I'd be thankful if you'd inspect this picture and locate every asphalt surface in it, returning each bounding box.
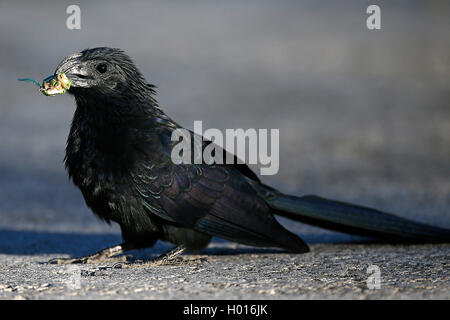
[1,242,449,300]
[0,1,449,299]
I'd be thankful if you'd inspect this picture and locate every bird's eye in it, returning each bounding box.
[96,63,108,73]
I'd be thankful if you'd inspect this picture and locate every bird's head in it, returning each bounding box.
[52,47,155,100]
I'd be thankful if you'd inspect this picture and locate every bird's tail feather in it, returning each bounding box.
[259,187,450,243]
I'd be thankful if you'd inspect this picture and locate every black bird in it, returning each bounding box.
[46,47,449,264]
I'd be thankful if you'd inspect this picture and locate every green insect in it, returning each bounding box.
[18,73,72,96]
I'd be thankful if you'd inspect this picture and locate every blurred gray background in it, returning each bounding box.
[0,0,449,299]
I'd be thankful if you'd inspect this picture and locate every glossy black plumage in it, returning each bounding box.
[54,47,449,259]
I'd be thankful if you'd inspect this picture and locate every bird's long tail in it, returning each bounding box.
[257,185,450,243]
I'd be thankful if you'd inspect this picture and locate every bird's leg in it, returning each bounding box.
[47,242,136,264]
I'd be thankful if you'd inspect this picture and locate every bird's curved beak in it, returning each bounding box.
[54,53,90,88]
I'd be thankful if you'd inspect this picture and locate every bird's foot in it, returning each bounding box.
[46,243,130,265]
[111,245,188,268]
[47,254,128,265]
[152,245,187,265]
[47,256,87,264]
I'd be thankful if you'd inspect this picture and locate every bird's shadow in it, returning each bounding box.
[0,228,123,257]
[0,228,373,260]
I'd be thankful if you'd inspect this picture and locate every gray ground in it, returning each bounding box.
[0,1,449,299]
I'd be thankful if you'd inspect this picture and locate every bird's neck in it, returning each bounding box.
[65,94,178,176]
[74,92,152,126]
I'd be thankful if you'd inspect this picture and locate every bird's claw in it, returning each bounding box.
[47,256,92,264]
[47,253,129,265]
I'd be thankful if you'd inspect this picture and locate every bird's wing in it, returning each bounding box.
[130,129,307,251]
